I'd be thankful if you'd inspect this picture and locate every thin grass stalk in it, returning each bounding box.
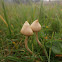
[0,15,8,27]
[48,48,51,62]
[2,0,11,37]
[43,44,49,60]
[32,43,34,53]
[48,32,54,62]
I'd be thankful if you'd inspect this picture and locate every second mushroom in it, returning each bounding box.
[31,19,42,47]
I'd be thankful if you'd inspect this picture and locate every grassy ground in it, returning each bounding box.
[0,1,62,62]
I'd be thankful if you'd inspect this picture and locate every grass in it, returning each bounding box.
[0,0,62,62]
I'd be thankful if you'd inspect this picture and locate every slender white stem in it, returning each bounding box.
[35,32,42,47]
[25,36,33,55]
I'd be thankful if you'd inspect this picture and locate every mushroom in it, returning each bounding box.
[31,19,42,47]
[21,21,33,54]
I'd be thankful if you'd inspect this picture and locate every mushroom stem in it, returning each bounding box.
[25,36,33,55]
[35,32,42,47]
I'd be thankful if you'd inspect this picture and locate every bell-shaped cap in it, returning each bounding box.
[21,21,33,36]
[31,19,41,32]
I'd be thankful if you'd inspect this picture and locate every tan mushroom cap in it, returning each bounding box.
[21,21,33,36]
[31,19,41,32]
